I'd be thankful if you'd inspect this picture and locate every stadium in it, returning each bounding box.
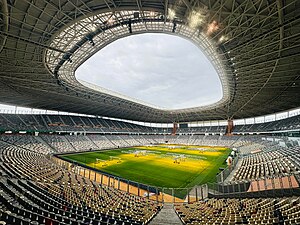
[0,0,300,224]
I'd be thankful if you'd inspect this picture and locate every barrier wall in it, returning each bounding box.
[209,175,300,198]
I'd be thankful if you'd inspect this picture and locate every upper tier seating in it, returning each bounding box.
[1,113,299,134]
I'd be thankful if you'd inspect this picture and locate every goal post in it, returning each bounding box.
[109,156,122,162]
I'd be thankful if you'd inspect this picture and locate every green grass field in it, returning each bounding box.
[60,144,231,189]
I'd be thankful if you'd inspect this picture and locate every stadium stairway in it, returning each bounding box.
[35,136,56,153]
[223,159,244,184]
[149,203,183,225]
[60,136,77,151]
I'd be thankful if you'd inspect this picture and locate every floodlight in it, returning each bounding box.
[218,35,228,43]
[207,20,219,35]
[107,17,114,24]
[150,11,156,17]
[188,10,205,28]
[168,8,176,20]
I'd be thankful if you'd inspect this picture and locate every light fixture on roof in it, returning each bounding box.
[168,8,176,20]
[150,11,156,17]
[206,20,219,35]
[218,35,228,43]
[104,15,114,25]
[188,10,205,28]
[108,17,114,24]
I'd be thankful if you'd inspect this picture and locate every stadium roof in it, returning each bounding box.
[0,0,299,123]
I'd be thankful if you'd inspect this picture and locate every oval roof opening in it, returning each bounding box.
[76,33,222,110]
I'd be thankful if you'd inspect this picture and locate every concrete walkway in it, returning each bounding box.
[149,203,183,225]
[224,159,243,183]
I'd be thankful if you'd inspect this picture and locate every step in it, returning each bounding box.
[149,203,183,225]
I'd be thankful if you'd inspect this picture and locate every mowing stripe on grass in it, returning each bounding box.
[61,144,231,189]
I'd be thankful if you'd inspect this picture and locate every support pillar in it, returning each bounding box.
[172,122,178,135]
[226,119,234,135]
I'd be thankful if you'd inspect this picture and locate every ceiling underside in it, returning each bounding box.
[0,0,299,123]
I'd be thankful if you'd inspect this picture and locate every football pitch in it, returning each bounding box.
[60,145,231,189]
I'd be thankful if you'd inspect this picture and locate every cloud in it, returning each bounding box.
[76,33,222,109]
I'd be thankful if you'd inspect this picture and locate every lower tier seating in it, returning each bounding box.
[0,142,161,225]
[175,197,300,225]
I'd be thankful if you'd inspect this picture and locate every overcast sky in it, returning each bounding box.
[76,33,222,109]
